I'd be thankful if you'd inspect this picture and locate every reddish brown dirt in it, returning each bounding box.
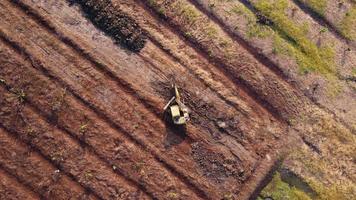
[0,126,97,200]
[0,0,353,199]
[0,168,39,200]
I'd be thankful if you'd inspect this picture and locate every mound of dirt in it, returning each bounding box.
[73,0,147,52]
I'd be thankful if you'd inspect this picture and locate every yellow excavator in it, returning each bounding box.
[163,84,190,125]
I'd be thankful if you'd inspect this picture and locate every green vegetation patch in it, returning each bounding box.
[259,172,312,200]
[253,0,336,78]
[301,0,328,15]
[339,6,356,41]
[229,4,273,38]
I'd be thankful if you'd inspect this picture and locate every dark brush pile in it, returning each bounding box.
[73,0,147,52]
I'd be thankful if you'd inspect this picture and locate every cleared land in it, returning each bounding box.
[0,0,354,199]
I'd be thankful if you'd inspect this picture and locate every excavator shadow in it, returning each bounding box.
[163,112,187,149]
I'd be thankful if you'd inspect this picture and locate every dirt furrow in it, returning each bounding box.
[0,168,39,200]
[0,83,151,199]
[141,0,310,121]
[188,0,289,81]
[21,0,287,169]
[0,25,231,200]
[0,126,97,200]
[240,0,356,130]
[0,24,215,200]
[136,0,356,188]
[0,0,278,198]
[292,0,355,45]
[139,0,355,138]
[15,0,260,155]
[192,0,356,132]
[9,0,294,197]
[15,0,273,162]
[188,0,348,128]
[0,34,202,200]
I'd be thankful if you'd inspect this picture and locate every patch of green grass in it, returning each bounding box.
[247,24,273,38]
[173,1,200,26]
[302,0,328,15]
[309,180,356,200]
[260,172,312,200]
[230,4,255,22]
[254,0,337,79]
[230,4,272,39]
[205,25,218,39]
[147,0,166,16]
[339,6,356,41]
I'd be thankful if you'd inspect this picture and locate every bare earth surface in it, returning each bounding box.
[0,0,354,199]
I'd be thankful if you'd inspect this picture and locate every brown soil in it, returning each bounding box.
[0,126,97,200]
[0,0,354,199]
[0,168,39,200]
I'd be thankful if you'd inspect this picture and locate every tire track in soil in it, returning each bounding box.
[0,167,40,200]
[0,10,219,200]
[5,0,288,198]
[0,35,202,200]
[17,0,265,164]
[12,0,199,143]
[2,1,262,198]
[0,27,217,200]
[188,0,289,82]
[11,0,292,197]
[207,0,356,132]
[111,0,288,145]
[12,0,354,198]
[18,0,280,164]
[0,126,97,200]
[134,0,286,123]
[139,0,355,138]
[0,84,151,200]
[291,0,354,46]
[138,0,308,121]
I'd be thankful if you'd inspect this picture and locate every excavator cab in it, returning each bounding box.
[163,84,190,125]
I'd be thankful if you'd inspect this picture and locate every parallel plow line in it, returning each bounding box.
[291,0,354,45]
[5,1,272,199]
[188,0,289,81]
[137,0,307,121]
[0,4,213,197]
[193,0,355,132]
[0,26,211,199]
[16,0,279,163]
[0,33,209,200]
[15,0,254,150]
[138,0,355,135]
[0,167,40,200]
[0,83,150,200]
[5,1,291,199]
[0,125,97,200]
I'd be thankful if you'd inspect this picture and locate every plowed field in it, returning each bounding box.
[0,0,355,199]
